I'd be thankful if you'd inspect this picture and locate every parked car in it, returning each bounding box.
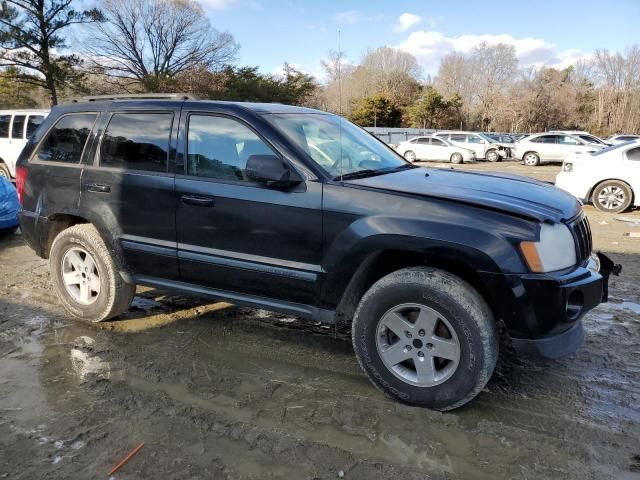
[550,131,610,147]
[0,175,20,235]
[395,136,476,163]
[513,132,604,166]
[556,142,640,213]
[432,131,511,161]
[485,133,515,144]
[606,134,640,145]
[0,109,49,179]
[17,95,619,411]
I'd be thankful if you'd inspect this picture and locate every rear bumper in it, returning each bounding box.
[481,252,620,359]
[18,210,49,257]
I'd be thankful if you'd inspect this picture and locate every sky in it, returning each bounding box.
[199,0,640,81]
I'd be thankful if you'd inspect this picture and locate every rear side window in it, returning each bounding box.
[0,115,10,138]
[187,114,275,182]
[531,135,557,144]
[559,135,580,145]
[11,115,26,139]
[26,115,45,137]
[100,113,173,172]
[35,113,97,164]
[627,147,640,161]
[415,137,429,144]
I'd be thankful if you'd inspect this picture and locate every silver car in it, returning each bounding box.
[513,133,604,166]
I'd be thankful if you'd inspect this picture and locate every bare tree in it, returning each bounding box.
[0,0,101,105]
[86,0,239,91]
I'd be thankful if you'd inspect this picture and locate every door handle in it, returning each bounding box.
[181,195,215,207]
[86,183,111,193]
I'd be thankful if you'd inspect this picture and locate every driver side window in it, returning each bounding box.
[187,115,275,182]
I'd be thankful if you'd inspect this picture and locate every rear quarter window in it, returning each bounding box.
[0,115,10,138]
[100,112,173,172]
[34,113,98,164]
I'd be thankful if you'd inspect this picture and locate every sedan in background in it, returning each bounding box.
[606,134,640,145]
[556,142,640,213]
[395,135,476,163]
[0,175,19,235]
[514,132,604,166]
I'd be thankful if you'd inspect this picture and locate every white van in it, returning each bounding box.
[0,109,50,179]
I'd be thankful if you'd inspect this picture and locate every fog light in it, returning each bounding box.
[566,290,584,320]
[587,253,600,273]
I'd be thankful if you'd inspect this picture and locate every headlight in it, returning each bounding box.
[520,223,576,272]
[562,162,573,172]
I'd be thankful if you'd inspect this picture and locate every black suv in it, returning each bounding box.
[16,95,619,410]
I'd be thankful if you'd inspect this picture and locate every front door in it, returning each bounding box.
[175,112,323,306]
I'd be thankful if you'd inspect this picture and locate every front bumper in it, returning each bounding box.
[480,252,621,359]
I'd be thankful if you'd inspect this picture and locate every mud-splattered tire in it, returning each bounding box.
[50,224,135,322]
[352,267,498,411]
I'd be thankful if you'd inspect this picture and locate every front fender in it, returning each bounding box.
[320,214,535,307]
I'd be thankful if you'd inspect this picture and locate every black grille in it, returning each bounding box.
[570,215,592,265]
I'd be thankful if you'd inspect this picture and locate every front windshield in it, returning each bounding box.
[265,113,408,178]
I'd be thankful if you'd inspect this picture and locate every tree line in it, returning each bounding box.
[1,1,638,136]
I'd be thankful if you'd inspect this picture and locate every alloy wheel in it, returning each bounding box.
[597,185,626,211]
[61,247,101,305]
[375,303,461,387]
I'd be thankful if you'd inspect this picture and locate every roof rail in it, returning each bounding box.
[68,93,197,103]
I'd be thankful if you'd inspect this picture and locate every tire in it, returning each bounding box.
[523,152,540,166]
[485,149,499,162]
[352,267,498,411]
[49,224,135,322]
[404,150,417,162]
[450,152,463,164]
[592,180,633,213]
[0,163,10,180]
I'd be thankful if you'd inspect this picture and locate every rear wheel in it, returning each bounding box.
[50,224,135,322]
[450,152,463,164]
[352,267,498,411]
[523,152,540,166]
[593,180,633,213]
[404,150,417,162]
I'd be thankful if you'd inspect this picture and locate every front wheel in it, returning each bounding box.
[50,224,135,322]
[593,180,633,213]
[403,150,417,162]
[485,149,500,162]
[352,267,498,411]
[523,152,540,166]
[450,152,463,164]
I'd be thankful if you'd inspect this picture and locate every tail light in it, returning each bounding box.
[15,166,27,205]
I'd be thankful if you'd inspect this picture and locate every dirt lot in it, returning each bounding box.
[1,161,639,479]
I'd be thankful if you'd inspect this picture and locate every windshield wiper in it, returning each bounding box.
[333,163,417,181]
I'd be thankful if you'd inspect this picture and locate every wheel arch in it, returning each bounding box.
[333,247,502,329]
[43,213,90,258]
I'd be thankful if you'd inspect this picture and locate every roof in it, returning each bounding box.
[0,109,50,114]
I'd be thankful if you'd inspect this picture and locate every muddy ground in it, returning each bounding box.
[1,161,639,479]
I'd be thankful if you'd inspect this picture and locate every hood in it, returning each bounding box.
[347,167,581,222]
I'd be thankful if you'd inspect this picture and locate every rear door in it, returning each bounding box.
[79,107,179,279]
[174,110,323,305]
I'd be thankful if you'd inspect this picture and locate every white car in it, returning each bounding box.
[556,142,640,213]
[0,109,50,179]
[550,131,610,147]
[513,132,604,166]
[395,136,476,163]
[606,134,640,145]
[432,131,510,162]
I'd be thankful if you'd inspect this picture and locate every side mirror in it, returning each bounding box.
[245,155,303,189]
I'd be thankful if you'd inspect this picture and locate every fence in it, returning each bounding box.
[364,127,437,145]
